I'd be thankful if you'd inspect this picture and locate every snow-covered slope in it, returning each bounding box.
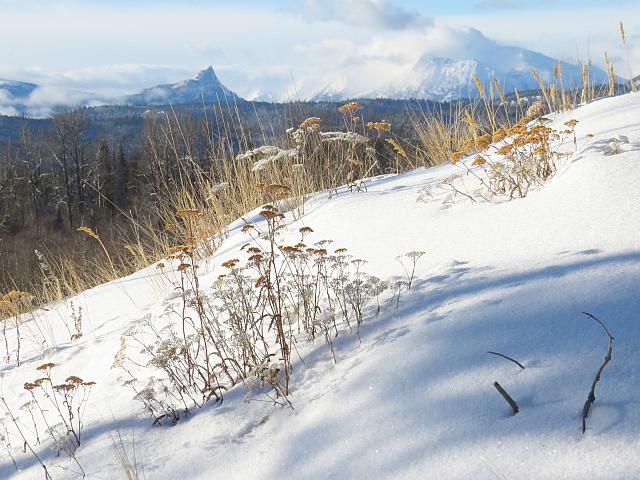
[121,66,241,105]
[2,93,640,479]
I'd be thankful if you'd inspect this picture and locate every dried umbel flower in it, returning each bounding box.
[526,101,545,118]
[496,143,514,156]
[259,206,284,220]
[492,128,507,142]
[248,254,264,263]
[221,259,240,269]
[564,119,579,128]
[475,134,492,151]
[77,226,99,240]
[299,117,321,130]
[405,251,426,260]
[167,245,192,255]
[65,376,83,385]
[176,263,191,272]
[54,384,76,392]
[36,362,55,371]
[366,121,391,135]
[472,155,487,167]
[450,151,465,165]
[338,102,362,114]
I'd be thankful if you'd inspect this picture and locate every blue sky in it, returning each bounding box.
[0,0,638,100]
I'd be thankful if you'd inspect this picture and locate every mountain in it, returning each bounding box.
[0,79,102,117]
[369,57,494,101]
[121,66,241,105]
[0,79,38,100]
[367,45,610,102]
[306,26,612,102]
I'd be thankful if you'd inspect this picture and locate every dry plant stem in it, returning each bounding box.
[581,312,614,434]
[1,396,52,480]
[493,381,519,415]
[487,351,525,370]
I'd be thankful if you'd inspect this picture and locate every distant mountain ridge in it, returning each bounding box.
[0,52,620,118]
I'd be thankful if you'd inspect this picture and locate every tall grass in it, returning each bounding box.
[1,45,631,314]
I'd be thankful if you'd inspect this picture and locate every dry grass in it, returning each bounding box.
[1,46,626,318]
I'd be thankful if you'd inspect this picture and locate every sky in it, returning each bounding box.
[0,0,638,102]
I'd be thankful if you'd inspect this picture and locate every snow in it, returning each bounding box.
[2,92,640,479]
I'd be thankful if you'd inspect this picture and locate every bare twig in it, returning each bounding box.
[487,351,525,370]
[581,312,614,434]
[493,381,519,415]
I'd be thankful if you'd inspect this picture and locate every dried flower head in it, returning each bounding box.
[526,101,545,118]
[338,102,362,114]
[299,117,321,130]
[366,121,391,135]
[472,155,487,167]
[450,151,465,165]
[221,259,240,269]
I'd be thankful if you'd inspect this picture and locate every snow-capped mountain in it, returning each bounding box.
[121,66,241,105]
[307,27,612,102]
[368,46,610,101]
[368,57,494,101]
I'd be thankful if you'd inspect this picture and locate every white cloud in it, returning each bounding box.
[302,0,433,31]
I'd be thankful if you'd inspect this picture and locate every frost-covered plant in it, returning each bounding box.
[396,251,426,291]
[418,105,573,204]
[116,201,382,421]
[12,362,96,477]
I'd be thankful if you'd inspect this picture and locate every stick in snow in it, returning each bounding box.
[493,381,519,415]
[581,312,614,434]
[487,351,525,370]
